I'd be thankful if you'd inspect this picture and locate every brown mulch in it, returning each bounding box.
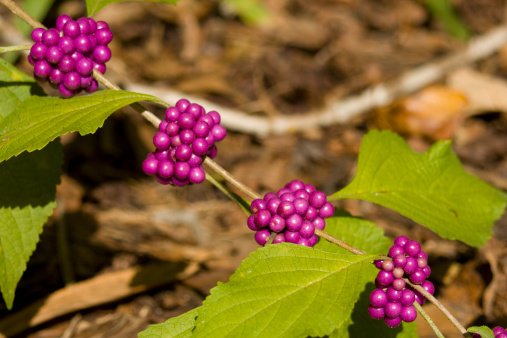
[0,0,507,337]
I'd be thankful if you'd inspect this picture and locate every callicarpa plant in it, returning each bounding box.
[0,0,505,337]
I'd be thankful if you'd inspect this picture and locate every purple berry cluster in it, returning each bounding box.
[248,180,335,247]
[142,99,226,186]
[368,236,434,328]
[28,14,113,98]
[472,327,507,338]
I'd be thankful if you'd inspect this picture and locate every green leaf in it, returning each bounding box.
[86,0,180,17]
[331,130,507,247]
[424,0,471,40]
[193,244,376,337]
[0,90,166,163]
[138,307,199,338]
[0,140,62,309]
[468,326,495,338]
[0,58,44,119]
[314,210,391,255]
[221,0,270,25]
[331,282,418,338]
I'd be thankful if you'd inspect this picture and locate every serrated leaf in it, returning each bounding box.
[0,90,166,163]
[138,307,199,338]
[330,130,507,247]
[86,0,180,17]
[314,210,391,255]
[331,282,418,338]
[0,140,62,309]
[193,244,375,338]
[468,326,495,338]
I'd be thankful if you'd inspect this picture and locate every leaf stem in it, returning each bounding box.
[413,301,445,338]
[314,229,367,254]
[203,157,261,200]
[0,43,32,54]
[0,0,45,29]
[406,279,468,335]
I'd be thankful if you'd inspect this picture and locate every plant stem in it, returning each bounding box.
[314,229,367,254]
[406,279,468,335]
[0,43,32,54]
[205,172,251,215]
[413,301,445,338]
[0,0,45,29]
[203,157,261,200]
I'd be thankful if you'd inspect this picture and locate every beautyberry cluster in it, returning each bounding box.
[248,180,335,247]
[368,236,434,328]
[472,327,507,338]
[142,99,226,186]
[28,14,113,98]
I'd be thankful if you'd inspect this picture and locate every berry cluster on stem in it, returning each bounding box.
[28,14,113,97]
[142,99,227,186]
[369,236,434,328]
[248,180,335,247]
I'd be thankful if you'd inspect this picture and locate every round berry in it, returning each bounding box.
[142,156,158,175]
[178,113,195,130]
[174,161,190,179]
[386,287,403,303]
[96,21,109,30]
[193,121,210,138]
[384,317,402,328]
[401,289,415,306]
[400,305,417,322]
[179,129,195,144]
[269,214,286,232]
[381,260,394,272]
[393,254,407,268]
[309,191,326,208]
[297,238,311,246]
[211,125,227,142]
[404,240,421,257]
[293,198,309,215]
[388,245,404,258]
[368,306,385,320]
[286,214,303,232]
[165,122,180,137]
[299,221,315,238]
[308,234,318,246]
[63,20,80,38]
[404,257,418,274]
[384,302,402,318]
[57,36,75,55]
[208,110,221,124]
[187,154,202,167]
[304,206,318,221]
[58,55,76,73]
[392,278,406,291]
[394,236,410,247]
[157,160,174,179]
[277,201,295,218]
[191,138,209,156]
[56,14,72,31]
[370,289,388,308]
[272,233,286,244]
[165,107,180,122]
[318,202,335,218]
[285,230,300,243]
[199,114,215,128]
[267,198,281,215]
[33,60,52,78]
[312,217,326,230]
[422,265,431,278]
[280,192,295,202]
[255,229,271,246]
[176,98,190,112]
[376,270,394,287]
[96,28,114,45]
[175,144,192,162]
[251,199,267,213]
[409,269,426,284]
[42,29,60,46]
[45,46,63,64]
[153,132,171,150]
[493,327,506,335]
[76,57,93,76]
[84,80,98,93]
[421,280,434,295]
[189,167,205,184]
[185,103,203,119]
[30,43,47,60]
[74,35,92,54]
[49,68,64,84]
[76,18,92,35]
[58,83,76,98]
[92,45,112,63]
[31,28,45,43]
[93,62,107,74]
[254,210,271,228]
[63,71,81,90]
